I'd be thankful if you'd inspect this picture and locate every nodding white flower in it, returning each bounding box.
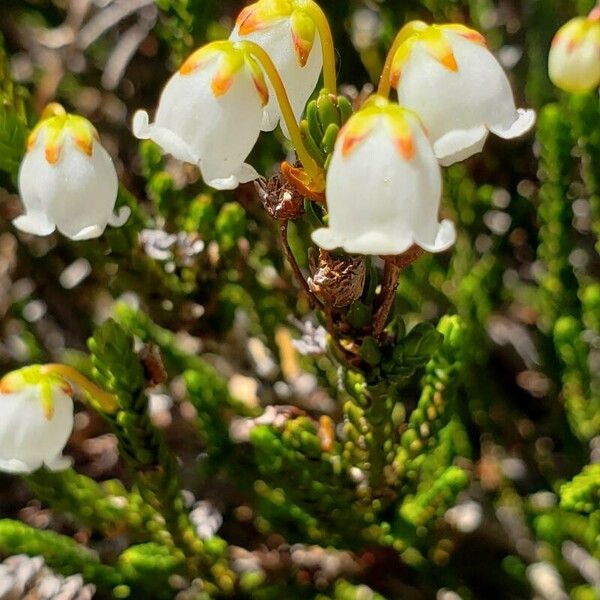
[549,10,600,93]
[0,366,74,474]
[312,96,456,256]
[133,41,269,191]
[390,21,536,166]
[230,0,323,136]
[14,104,128,241]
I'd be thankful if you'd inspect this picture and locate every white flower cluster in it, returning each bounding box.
[15,1,537,257]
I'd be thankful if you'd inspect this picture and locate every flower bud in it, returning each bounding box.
[14,104,127,240]
[549,12,600,93]
[133,41,269,190]
[308,249,366,308]
[312,96,456,256]
[391,21,536,166]
[0,366,74,474]
[230,0,323,137]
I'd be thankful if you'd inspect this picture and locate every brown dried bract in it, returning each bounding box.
[139,343,168,387]
[255,172,305,221]
[309,249,366,309]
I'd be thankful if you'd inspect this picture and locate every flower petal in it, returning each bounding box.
[108,206,132,228]
[46,141,118,240]
[133,110,198,164]
[68,225,105,241]
[489,108,537,140]
[0,458,40,474]
[13,212,56,236]
[413,219,457,253]
[201,162,261,190]
[433,125,488,166]
[45,454,73,472]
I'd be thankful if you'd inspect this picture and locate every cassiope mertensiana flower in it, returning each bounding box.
[312,96,456,256]
[230,0,324,137]
[133,41,270,191]
[549,9,600,93]
[388,21,536,166]
[0,366,74,474]
[14,104,128,241]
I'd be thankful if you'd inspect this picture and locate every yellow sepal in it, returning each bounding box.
[291,9,317,66]
[339,96,418,161]
[0,365,73,421]
[236,0,294,35]
[27,106,98,165]
[389,22,488,89]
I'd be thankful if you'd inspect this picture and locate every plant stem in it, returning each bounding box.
[300,0,337,92]
[40,364,119,413]
[378,21,426,97]
[237,40,323,184]
[372,261,401,339]
[279,220,323,308]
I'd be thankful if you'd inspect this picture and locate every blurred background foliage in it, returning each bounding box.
[0,0,600,599]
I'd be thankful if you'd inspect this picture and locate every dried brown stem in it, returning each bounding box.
[279,221,323,309]
[372,261,401,340]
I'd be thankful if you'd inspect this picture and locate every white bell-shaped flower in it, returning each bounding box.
[312,96,456,256]
[391,22,536,166]
[133,41,269,191]
[230,0,323,137]
[549,11,600,93]
[0,366,74,474]
[14,104,128,241]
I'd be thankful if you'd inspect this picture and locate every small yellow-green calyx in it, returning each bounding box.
[236,0,319,67]
[27,104,99,165]
[0,366,73,420]
[180,41,269,106]
[340,95,420,160]
[390,22,486,88]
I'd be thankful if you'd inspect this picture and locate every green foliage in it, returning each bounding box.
[536,103,580,329]
[87,320,234,591]
[560,464,600,514]
[0,36,28,186]
[26,469,169,545]
[117,544,185,600]
[1,1,600,599]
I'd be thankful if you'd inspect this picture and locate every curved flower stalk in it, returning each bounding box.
[0,365,118,474]
[312,96,456,256]
[549,9,600,93]
[230,0,336,137]
[133,41,269,191]
[14,104,128,240]
[380,21,536,166]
